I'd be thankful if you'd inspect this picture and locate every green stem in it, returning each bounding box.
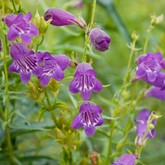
[82,32,89,62]
[143,29,151,54]
[90,0,97,30]
[11,0,17,13]
[2,34,14,161]
[106,121,114,164]
[45,91,59,127]
[35,36,44,52]
[123,40,136,86]
[82,0,97,62]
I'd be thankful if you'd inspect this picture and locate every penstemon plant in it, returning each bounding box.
[0,0,164,165]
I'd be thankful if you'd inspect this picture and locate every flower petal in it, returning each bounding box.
[24,12,32,22]
[69,80,79,94]
[7,25,19,41]
[20,33,32,44]
[53,54,70,70]
[20,73,31,83]
[29,23,39,36]
[71,114,83,129]
[96,117,104,126]
[93,79,102,92]
[84,126,95,136]
[40,75,50,86]
[81,90,91,100]
[52,67,64,81]
[9,62,18,72]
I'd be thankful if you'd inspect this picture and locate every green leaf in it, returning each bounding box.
[98,0,131,43]
[102,114,120,120]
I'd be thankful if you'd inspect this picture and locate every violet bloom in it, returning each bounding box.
[36,52,70,86]
[111,154,137,165]
[3,12,38,44]
[44,8,86,28]
[69,62,102,100]
[136,109,157,145]
[135,52,163,83]
[71,101,103,136]
[9,43,41,83]
[89,28,111,51]
[145,86,165,101]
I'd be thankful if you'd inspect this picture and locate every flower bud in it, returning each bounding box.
[44,8,86,29]
[32,11,49,36]
[151,14,164,26]
[89,28,111,51]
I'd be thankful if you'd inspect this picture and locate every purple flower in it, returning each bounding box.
[36,52,70,86]
[135,52,163,83]
[136,109,157,145]
[89,28,111,51]
[71,101,103,136]
[9,43,41,83]
[69,62,102,100]
[111,154,137,165]
[145,86,165,101]
[72,0,84,8]
[3,12,39,44]
[44,8,86,29]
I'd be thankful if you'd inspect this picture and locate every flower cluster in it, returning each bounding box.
[8,43,70,84]
[69,62,103,136]
[134,52,165,100]
[43,8,107,136]
[3,12,71,85]
[3,8,109,137]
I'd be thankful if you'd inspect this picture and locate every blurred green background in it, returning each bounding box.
[1,0,165,164]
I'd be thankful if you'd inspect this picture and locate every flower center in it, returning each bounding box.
[80,110,100,127]
[42,59,58,76]
[75,74,95,92]
[15,55,37,73]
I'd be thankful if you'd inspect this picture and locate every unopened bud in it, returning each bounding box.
[151,14,164,26]
[32,11,49,36]
[89,28,111,52]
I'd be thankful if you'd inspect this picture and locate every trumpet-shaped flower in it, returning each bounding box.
[3,12,38,44]
[136,109,157,145]
[69,62,102,100]
[71,101,103,136]
[89,28,111,51]
[9,43,41,83]
[36,52,70,86]
[145,86,165,101]
[111,154,137,165]
[44,8,86,28]
[135,52,163,83]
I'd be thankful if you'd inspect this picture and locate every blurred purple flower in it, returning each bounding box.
[3,12,39,44]
[69,62,102,100]
[44,8,86,29]
[89,28,111,51]
[145,86,165,101]
[72,0,84,8]
[136,109,157,145]
[111,154,137,165]
[9,43,41,83]
[135,52,163,83]
[36,52,70,86]
[71,101,103,136]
